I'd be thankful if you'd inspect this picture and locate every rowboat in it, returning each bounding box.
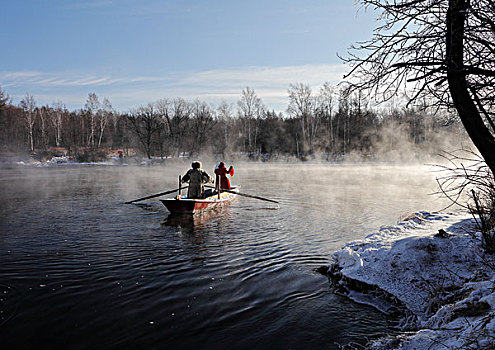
[161,186,239,214]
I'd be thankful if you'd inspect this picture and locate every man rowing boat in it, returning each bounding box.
[181,161,213,198]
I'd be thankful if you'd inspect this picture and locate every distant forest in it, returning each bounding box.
[0,84,467,162]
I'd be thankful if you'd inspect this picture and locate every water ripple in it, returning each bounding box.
[0,164,450,349]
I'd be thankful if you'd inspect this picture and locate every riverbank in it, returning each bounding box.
[1,143,472,168]
[328,211,495,349]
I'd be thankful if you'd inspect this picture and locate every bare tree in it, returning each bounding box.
[288,83,319,154]
[237,87,264,154]
[0,86,10,146]
[343,0,495,175]
[155,98,171,158]
[97,98,112,148]
[190,100,216,155]
[37,106,48,150]
[217,101,233,157]
[20,94,37,152]
[335,90,350,154]
[318,82,336,153]
[168,98,191,156]
[85,92,100,148]
[0,86,9,115]
[50,101,65,147]
[127,103,164,159]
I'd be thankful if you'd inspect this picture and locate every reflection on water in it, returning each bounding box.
[163,210,230,229]
[0,163,451,349]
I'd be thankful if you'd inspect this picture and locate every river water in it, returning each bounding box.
[0,162,450,349]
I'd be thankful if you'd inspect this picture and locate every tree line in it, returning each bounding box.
[0,84,464,161]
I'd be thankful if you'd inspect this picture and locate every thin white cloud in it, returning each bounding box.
[1,64,349,111]
[4,71,43,79]
[182,64,347,88]
[0,71,166,88]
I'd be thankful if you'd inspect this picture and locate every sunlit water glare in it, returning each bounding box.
[0,163,451,349]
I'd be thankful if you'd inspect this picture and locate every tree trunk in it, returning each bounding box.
[29,127,34,152]
[447,0,495,175]
[56,113,62,147]
[89,114,95,148]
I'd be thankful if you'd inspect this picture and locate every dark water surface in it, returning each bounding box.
[0,163,449,349]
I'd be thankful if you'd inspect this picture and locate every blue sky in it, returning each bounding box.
[0,0,377,112]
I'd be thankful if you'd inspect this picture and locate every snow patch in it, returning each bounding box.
[330,211,495,349]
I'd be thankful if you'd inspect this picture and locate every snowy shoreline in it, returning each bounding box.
[328,211,495,349]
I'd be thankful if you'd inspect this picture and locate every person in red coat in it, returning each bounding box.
[214,162,234,189]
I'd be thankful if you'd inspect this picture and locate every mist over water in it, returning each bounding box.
[0,163,452,349]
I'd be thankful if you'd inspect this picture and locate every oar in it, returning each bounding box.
[205,185,279,204]
[125,187,188,204]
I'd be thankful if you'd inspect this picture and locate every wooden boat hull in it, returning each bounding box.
[161,187,238,214]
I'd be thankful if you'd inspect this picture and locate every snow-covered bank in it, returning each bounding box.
[13,156,127,167]
[329,211,495,349]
